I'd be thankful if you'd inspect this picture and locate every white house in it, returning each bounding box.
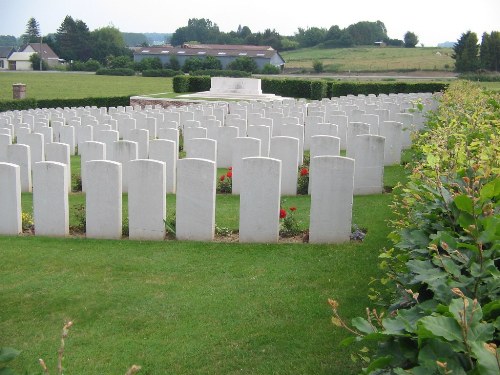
[7,52,34,71]
[20,43,61,68]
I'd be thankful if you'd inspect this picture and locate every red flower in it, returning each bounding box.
[220,175,225,181]
[300,168,309,176]
[226,171,233,178]
[228,167,233,171]
[290,207,297,212]
[279,208,287,219]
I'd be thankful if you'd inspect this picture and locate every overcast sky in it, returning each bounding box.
[1,0,499,46]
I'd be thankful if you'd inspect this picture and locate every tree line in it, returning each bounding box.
[453,30,500,72]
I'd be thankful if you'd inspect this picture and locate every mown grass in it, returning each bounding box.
[2,156,408,374]
[281,46,455,72]
[0,72,173,100]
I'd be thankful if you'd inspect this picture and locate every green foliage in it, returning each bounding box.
[189,69,251,78]
[29,53,48,71]
[312,60,324,73]
[297,166,309,195]
[22,17,40,44]
[329,81,448,97]
[55,16,92,62]
[96,68,135,76]
[295,27,327,48]
[106,55,134,69]
[202,55,223,70]
[480,31,500,71]
[170,18,221,46]
[70,59,102,71]
[71,204,86,233]
[142,69,182,77]
[167,55,181,71]
[260,63,281,74]
[21,212,33,233]
[182,57,204,73]
[226,56,258,73]
[331,81,500,374]
[72,173,82,192]
[453,31,480,72]
[460,72,500,82]
[0,346,21,374]
[136,57,162,71]
[90,26,131,64]
[0,98,37,112]
[310,80,327,100]
[404,31,419,48]
[172,75,190,93]
[279,205,302,237]
[217,168,233,194]
[172,75,211,93]
[346,21,388,45]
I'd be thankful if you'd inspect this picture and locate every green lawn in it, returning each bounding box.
[281,46,455,72]
[0,72,173,100]
[1,156,408,374]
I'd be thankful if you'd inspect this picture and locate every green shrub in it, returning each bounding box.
[217,168,232,194]
[172,75,190,93]
[260,64,281,75]
[310,80,327,100]
[36,96,131,109]
[172,75,211,93]
[182,57,204,73]
[83,59,101,72]
[261,78,324,99]
[202,56,223,70]
[96,68,135,76]
[279,204,302,237]
[312,60,324,73]
[190,69,251,78]
[330,81,500,374]
[142,69,182,77]
[226,56,258,73]
[459,72,500,82]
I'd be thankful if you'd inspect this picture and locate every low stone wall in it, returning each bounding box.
[129,96,205,109]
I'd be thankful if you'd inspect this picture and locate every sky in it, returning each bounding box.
[1,0,499,47]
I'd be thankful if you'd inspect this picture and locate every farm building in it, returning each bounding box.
[19,43,62,68]
[133,44,285,71]
[0,46,15,70]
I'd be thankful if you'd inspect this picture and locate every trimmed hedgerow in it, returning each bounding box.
[96,68,135,76]
[0,96,130,112]
[142,69,183,77]
[0,98,38,112]
[172,75,211,93]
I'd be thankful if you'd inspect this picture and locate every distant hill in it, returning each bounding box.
[438,41,455,48]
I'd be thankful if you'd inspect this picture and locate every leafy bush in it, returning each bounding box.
[21,212,34,233]
[83,59,101,71]
[172,75,210,93]
[226,56,259,73]
[330,81,500,374]
[182,57,204,73]
[279,205,302,237]
[312,60,324,73]
[0,96,130,112]
[202,56,223,70]
[172,75,190,93]
[260,63,280,75]
[297,166,309,195]
[189,69,251,78]
[459,72,500,82]
[0,98,37,112]
[142,69,182,77]
[96,68,135,76]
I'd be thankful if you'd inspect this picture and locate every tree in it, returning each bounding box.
[404,31,419,48]
[54,16,92,62]
[452,31,480,72]
[312,60,324,73]
[90,26,130,64]
[22,17,41,44]
[29,53,48,70]
[480,31,500,71]
[227,56,258,73]
[182,57,204,72]
[295,27,327,48]
[170,18,220,46]
[346,21,388,45]
[202,56,222,70]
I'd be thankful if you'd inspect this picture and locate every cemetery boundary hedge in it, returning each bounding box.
[142,69,183,77]
[172,76,448,99]
[190,70,252,78]
[0,96,131,112]
[96,68,135,76]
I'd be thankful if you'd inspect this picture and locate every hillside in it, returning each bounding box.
[281,46,454,72]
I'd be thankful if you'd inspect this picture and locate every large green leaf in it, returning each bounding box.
[454,195,474,214]
[418,339,467,375]
[449,297,483,326]
[0,368,17,375]
[417,316,464,348]
[363,356,393,373]
[0,348,20,364]
[471,341,500,375]
[351,317,376,334]
[480,178,500,201]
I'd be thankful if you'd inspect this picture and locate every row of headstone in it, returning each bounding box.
[0,155,356,243]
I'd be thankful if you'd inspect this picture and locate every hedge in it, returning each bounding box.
[189,70,251,78]
[173,75,210,93]
[172,76,449,98]
[0,96,131,112]
[96,68,135,76]
[142,69,183,77]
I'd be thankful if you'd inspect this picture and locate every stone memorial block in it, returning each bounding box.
[94,124,111,133]
[33,161,69,237]
[59,125,76,155]
[183,127,207,141]
[379,121,402,166]
[216,126,239,168]
[352,135,385,195]
[22,114,34,127]
[394,113,414,149]
[239,157,281,243]
[346,122,371,158]
[0,163,21,235]
[94,129,118,152]
[109,140,138,193]
[248,112,263,126]
[327,115,348,150]
[176,158,216,241]
[50,120,64,142]
[185,138,217,162]
[161,120,178,130]
[149,139,177,194]
[80,141,106,193]
[268,113,283,136]
[45,142,71,191]
[33,122,48,133]
[126,129,148,159]
[231,137,261,195]
[309,156,354,244]
[128,159,166,240]
[86,160,122,239]
[116,117,136,140]
[81,115,98,127]
[6,144,31,192]
[18,132,44,167]
[269,136,299,196]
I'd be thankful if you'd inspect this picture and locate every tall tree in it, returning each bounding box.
[22,17,41,44]
[170,18,220,46]
[54,16,91,61]
[480,31,500,71]
[452,31,480,72]
[404,31,419,48]
[346,21,388,45]
[90,26,130,64]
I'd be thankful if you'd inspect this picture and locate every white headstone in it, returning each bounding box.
[6,144,31,192]
[185,137,217,162]
[231,137,261,195]
[127,128,149,159]
[176,158,216,241]
[353,135,385,195]
[309,156,354,243]
[109,140,138,193]
[239,157,281,243]
[80,141,106,193]
[269,136,299,196]
[45,142,71,191]
[0,163,21,235]
[247,125,271,157]
[86,160,122,239]
[0,134,12,162]
[33,161,69,237]
[216,126,239,168]
[18,132,44,167]
[346,122,371,158]
[59,126,76,155]
[149,139,177,194]
[128,159,166,240]
[379,121,403,166]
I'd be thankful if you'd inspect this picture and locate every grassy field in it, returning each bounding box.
[0,72,173,101]
[281,46,455,72]
[1,153,409,374]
